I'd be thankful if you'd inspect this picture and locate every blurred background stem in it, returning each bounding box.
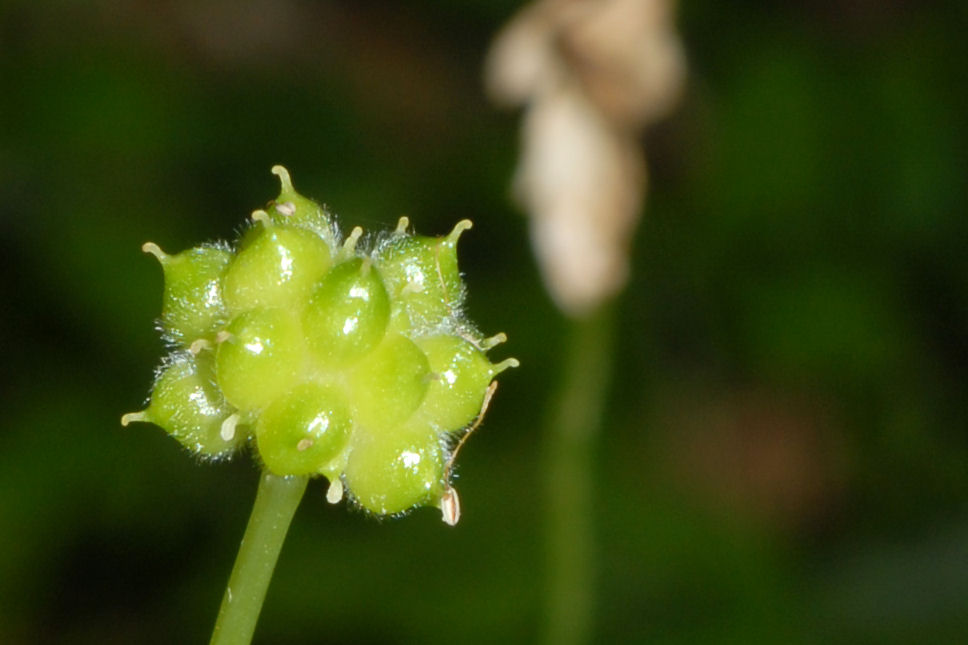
[544,305,616,645]
[210,472,308,645]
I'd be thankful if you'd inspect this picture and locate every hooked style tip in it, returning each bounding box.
[480,332,508,350]
[141,242,167,262]
[342,226,364,257]
[121,411,148,427]
[447,219,473,244]
[492,357,520,374]
[271,165,295,193]
[251,209,271,225]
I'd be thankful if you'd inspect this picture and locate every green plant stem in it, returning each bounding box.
[544,305,615,645]
[210,471,308,645]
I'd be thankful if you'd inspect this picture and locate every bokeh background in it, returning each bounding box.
[2,1,967,643]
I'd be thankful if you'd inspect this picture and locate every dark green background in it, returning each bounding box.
[2,1,966,643]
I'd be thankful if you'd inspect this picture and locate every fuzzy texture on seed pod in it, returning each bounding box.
[123,166,517,525]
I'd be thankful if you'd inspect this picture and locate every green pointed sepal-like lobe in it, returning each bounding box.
[143,242,232,347]
[375,220,472,331]
[412,334,519,432]
[121,352,244,459]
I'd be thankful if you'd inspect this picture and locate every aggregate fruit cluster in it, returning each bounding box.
[123,166,516,524]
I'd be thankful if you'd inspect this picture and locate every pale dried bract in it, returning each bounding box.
[486,0,685,316]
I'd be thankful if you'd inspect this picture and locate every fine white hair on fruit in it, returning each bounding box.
[125,166,517,521]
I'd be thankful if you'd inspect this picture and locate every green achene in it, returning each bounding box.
[256,383,352,477]
[349,333,431,430]
[215,308,305,411]
[222,224,332,314]
[122,353,240,458]
[416,334,518,432]
[376,219,471,330]
[343,421,445,516]
[142,242,232,347]
[124,166,517,524]
[303,258,391,368]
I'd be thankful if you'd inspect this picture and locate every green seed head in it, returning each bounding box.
[256,383,352,477]
[124,167,516,524]
[303,258,390,368]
